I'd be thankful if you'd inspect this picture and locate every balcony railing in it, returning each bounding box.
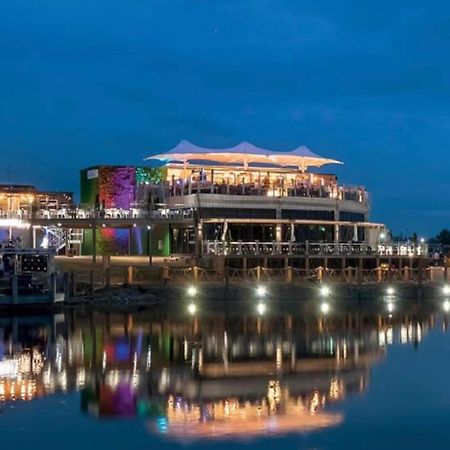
[0,205,195,221]
[203,241,428,257]
[169,181,367,203]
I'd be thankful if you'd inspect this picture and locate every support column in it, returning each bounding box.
[357,258,363,284]
[92,223,97,264]
[194,220,202,262]
[147,225,153,266]
[128,227,132,256]
[334,223,339,244]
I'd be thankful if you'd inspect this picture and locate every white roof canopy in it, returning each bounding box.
[146,140,342,171]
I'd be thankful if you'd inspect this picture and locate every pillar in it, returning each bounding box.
[92,224,97,264]
[128,227,132,256]
[357,258,363,284]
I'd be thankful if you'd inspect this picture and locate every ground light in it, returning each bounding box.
[187,302,197,316]
[320,286,331,297]
[187,286,197,297]
[443,285,450,296]
[257,302,266,315]
[443,300,450,312]
[386,287,395,296]
[320,302,330,314]
[256,286,267,297]
[387,302,394,313]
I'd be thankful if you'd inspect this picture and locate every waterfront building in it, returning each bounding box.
[146,140,387,258]
[0,142,427,268]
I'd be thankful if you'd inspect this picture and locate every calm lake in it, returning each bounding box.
[1,299,450,449]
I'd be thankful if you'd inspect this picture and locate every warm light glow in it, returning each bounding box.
[187,286,197,297]
[320,286,331,297]
[188,302,197,315]
[386,287,395,296]
[257,302,266,315]
[256,286,267,297]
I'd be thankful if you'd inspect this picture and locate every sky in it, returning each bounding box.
[1,0,450,235]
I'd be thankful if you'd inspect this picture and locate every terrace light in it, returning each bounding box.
[187,303,197,316]
[387,302,394,313]
[257,302,266,315]
[444,300,450,312]
[320,302,330,314]
[187,286,197,297]
[320,286,331,297]
[256,286,267,297]
[386,287,395,296]
[443,285,450,296]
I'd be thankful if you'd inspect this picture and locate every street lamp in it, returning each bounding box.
[147,225,152,266]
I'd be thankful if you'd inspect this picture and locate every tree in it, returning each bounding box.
[430,229,450,245]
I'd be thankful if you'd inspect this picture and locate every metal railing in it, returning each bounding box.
[169,182,367,203]
[0,205,195,221]
[203,241,428,257]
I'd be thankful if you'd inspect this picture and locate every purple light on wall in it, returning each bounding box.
[134,227,143,254]
[100,167,136,209]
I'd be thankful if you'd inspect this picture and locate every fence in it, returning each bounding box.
[64,263,449,298]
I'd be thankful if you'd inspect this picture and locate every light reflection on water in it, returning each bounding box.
[0,300,445,446]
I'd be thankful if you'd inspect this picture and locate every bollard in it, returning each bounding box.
[317,266,323,282]
[286,266,292,283]
[161,266,170,286]
[376,267,382,283]
[403,266,410,282]
[127,266,134,285]
[193,266,198,283]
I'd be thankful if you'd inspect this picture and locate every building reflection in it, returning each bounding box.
[0,306,437,439]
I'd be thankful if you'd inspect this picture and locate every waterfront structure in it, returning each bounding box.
[147,140,384,258]
[0,142,427,269]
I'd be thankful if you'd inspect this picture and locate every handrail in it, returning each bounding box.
[203,241,428,257]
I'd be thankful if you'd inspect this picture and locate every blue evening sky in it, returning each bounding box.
[1,0,449,235]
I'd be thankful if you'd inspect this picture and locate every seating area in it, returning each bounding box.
[169,180,366,202]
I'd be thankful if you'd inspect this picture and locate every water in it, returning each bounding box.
[1,300,450,449]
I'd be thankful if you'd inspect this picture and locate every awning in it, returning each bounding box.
[145,140,342,170]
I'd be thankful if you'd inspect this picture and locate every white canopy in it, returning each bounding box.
[146,140,342,170]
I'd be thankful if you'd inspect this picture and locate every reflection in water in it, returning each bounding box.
[0,304,440,440]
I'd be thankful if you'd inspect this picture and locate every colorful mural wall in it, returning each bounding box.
[80,166,169,256]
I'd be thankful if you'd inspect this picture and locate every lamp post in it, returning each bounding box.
[147,225,152,266]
